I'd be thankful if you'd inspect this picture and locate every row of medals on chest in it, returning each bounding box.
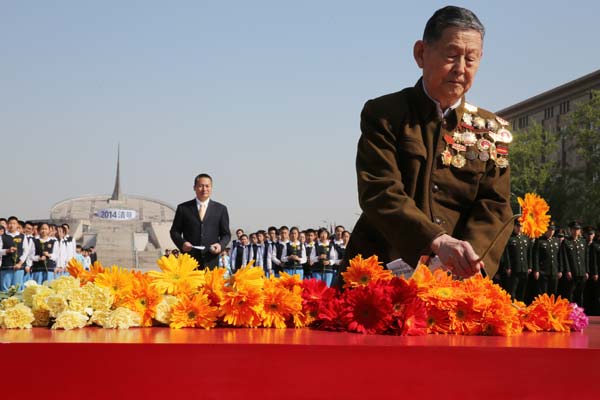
[441,112,512,169]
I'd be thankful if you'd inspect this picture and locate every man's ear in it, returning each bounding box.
[413,40,425,68]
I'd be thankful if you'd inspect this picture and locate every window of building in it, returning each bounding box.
[518,116,529,129]
[544,106,554,119]
[559,100,570,114]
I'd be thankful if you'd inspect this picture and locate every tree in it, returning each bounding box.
[510,120,559,214]
[563,90,600,224]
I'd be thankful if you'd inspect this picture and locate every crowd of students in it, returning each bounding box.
[212,225,350,287]
[0,217,97,292]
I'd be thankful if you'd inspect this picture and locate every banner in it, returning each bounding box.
[94,208,137,221]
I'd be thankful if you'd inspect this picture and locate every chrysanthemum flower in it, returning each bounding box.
[449,297,483,335]
[220,286,264,328]
[48,275,80,293]
[203,267,227,306]
[155,295,179,325]
[261,282,303,329]
[148,254,205,296]
[396,298,427,336]
[523,294,572,332]
[300,278,337,324]
[0,304,35,329]
[94,265,134,306]
[228,261,265,292]
[102,307,141,329]
[52,310,89,330]
[170,292,219,329]
[123,277,161,327]
[569,303,589,332]
[277,272,303,291]
[340,282,393,334]
[425,306,451,334]
[518,193,551,239]
[341,254,392,289]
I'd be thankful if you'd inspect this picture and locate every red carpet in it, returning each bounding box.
[2,317,599,399]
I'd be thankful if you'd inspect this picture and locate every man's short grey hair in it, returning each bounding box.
[423,6,485,43]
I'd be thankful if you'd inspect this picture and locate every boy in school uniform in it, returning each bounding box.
[31,223,59,284]
[230,234,250,273]
[250,230,270,276]
[310,228,339,287]
[303,229,317,279]
[22,221,36,285]
[0,216,31,291]
[270,226,290,277]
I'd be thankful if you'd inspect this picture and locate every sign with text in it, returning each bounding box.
[94,208,137,221]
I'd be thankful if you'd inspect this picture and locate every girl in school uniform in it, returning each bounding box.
[310,228,339,287]
[31,223,59,284]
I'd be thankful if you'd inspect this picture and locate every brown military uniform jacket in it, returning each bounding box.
[342,79,512,278]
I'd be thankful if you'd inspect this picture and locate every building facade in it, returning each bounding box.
[497,69,600,168]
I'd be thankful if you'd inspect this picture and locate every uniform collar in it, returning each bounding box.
[414,78,466,126]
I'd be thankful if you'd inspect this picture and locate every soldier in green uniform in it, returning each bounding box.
[562,221,588,307]
[531,223,561,296]
[584,226,599,314]
[506,220,531,302]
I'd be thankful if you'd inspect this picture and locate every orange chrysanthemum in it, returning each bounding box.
[227,261,265,292]
[169,291,219,329]
[66,258,104,285]
[262,279,303,329]
[341,255,392,289]
[522,294,572,332]
[203,267,227,306]
[518,193,551,239]
[93,265,134,306]
[276,272,303,291]
[148,254,205,296]
[425,306,451,334]
[123,276,161,327]
[220,286,264,327]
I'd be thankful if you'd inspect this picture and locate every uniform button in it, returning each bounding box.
[434,217,442,225]
[432,184,440,193]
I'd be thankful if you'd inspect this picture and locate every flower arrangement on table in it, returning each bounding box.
[0,193,588,334]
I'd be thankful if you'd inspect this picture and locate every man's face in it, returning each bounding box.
[281,229,290,241]
[194,177,212,201]
[241,236,249,246]
[290,230,299,242]
[335,227,344,239]
[414,27,482,109]
[257,233,265,244]
[250,234,257,244]
[571,228,581,238]
[0,221,6,229]
[7,220,18,233]
[268,230,278,242]
[24,224,34,236]
[299,232,306,243]
[308,232,316,243]
[236,230,244,239]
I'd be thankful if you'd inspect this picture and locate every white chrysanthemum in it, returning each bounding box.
[48,275,80,293]
[155,295,179,325]
[30,286,55,311]
[0,296,22,310]
[1,304,34,329]
[52,310,89,330]
[82,283,113,311]
[32,308,51,327]
[103,307,141,329]
[23,279,38,288]
[46,294,68,318]
[90,309,111,327]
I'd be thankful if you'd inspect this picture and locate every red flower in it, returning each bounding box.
[315,297,346,331]
[396,298,428,336]
[340,282,393,334]
[302,279,339,324]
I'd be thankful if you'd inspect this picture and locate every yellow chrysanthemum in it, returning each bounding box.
[29,286,54,311]
[82,282,114,311]
[94,265,134,306]
[220,286,264,328]
[0,304,34,329]
[169,292,219,329]
[32,308,50,327]
[52,310,89,330]
[46,294,68,318]
[148,254,205,296]
[64,287,93,313]
[0,296,21,310]
[228,261,265,292]
[518,193,551,239]
[341,254,392,289]
[48,275,81,293]
[261,282,303,329]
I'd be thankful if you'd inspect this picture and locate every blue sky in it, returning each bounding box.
[2,1,599,233]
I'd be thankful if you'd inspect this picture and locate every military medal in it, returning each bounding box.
[486,119,498,132]
[451,153,466,168]
[495,157,509,168]
[489,143,497,161]
[464,102,478,113]
[472,116,486,130]
[496,128,513,143]
[461,132,477,146]
[462,113,473,125]
[496,115,510,126]
[441,148,453,166]
[479,151,490,161]
[452,143,466,152]
[476,138,492,151]
[444,134,454,144]
[465,150,478,160]
[496,145,509,156]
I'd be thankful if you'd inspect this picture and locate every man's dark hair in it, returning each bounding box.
[62,223,70,229]
[0,218,6,223]
[317,227,330,237]
[240,234,249,240]
[7,216,19,223]
[290,226,300,234]
[194,173,213,186]
[236,228,244,234]
[306,228,315,235]
[256,230,266,236]
[279,225,289,232]
[423,6,485,43]
[268,226,278,234]
[25,221,34,227]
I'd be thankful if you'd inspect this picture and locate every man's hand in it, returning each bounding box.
[534,271,540,280]
[594,274,598,281]
[567,271,572,280]
[558,272,562,279]
[430,234,482,278]
[182,242,193,252]
[210,243,222,254]
[506,268,511,277]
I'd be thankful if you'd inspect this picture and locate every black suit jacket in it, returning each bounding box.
[170,199,231,268]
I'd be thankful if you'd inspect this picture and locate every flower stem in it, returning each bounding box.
[477,214,522,274]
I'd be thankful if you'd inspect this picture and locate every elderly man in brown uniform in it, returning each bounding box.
[340,6,512,282]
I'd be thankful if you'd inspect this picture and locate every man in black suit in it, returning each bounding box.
[170,173,231,269]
